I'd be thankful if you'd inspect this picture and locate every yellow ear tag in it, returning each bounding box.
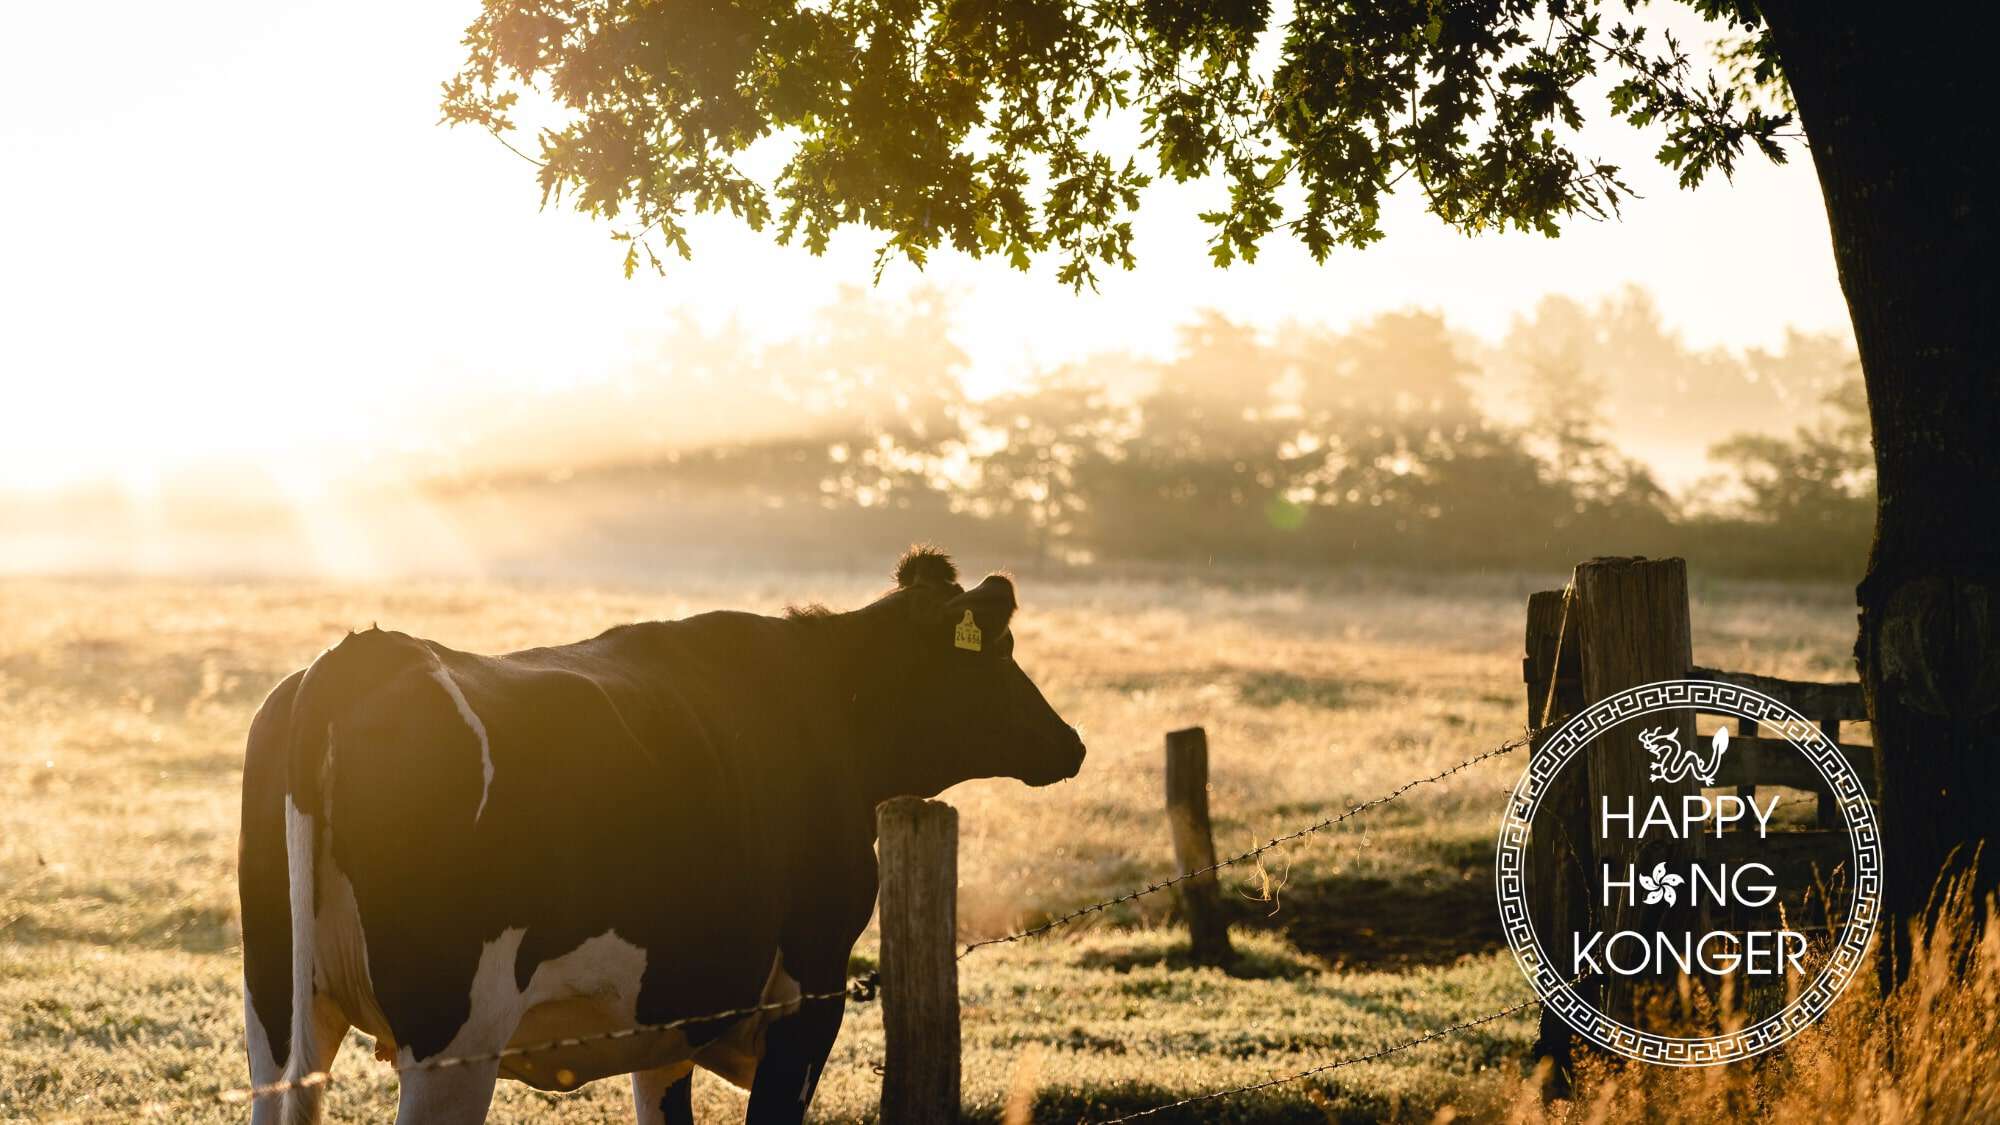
[953,610,983,652]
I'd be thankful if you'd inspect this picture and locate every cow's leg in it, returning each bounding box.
[240,966,344,1125]
[632,1063,696,1125]
[392,1056,502,1125]
[274,994,347,1125]
[242,981,285,1125]
[743,995,844,1125]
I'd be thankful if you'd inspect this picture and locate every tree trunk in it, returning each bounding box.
[1759,2,2000,985]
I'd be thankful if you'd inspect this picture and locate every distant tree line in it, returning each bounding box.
[451,287,1871,578]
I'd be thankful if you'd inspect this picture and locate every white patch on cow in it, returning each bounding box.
[242,980,282,1085]
[521,930,649,1012]
[395,927,665,1092]
[503,929,667,1087]
[428,666,494,823]
[387,928,805,1105]
[396,926,531,1074]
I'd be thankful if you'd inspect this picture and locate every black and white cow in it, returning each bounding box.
[237,548,1085,1124]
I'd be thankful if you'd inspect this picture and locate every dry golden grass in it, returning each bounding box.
[0,567,1881,1121]
[1503,875,2000,1125]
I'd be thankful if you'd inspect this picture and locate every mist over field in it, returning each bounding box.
[2,285,1867,585]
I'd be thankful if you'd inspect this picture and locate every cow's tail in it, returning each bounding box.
[280,652,340,1123]
[276,628,412,1122]
[280,761,326,1123]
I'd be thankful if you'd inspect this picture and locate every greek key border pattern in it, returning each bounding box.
[1494,679,1881,1067]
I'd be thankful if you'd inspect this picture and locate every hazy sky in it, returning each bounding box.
[0,1,1852,492]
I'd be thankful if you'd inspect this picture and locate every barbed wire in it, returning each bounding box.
[217,971,880,1105]
[1087,982,1567,1123]
[957,725,1545,960]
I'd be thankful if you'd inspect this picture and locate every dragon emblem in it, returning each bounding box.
[1639,724,1729,786]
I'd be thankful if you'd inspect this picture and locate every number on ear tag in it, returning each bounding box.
[953,610,982,652]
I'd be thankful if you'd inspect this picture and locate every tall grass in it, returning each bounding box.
[1506,875,2000,1124]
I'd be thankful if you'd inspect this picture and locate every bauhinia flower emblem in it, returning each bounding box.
[1638,861,1684,906]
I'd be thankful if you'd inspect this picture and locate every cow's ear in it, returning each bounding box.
[942,575,1016,648]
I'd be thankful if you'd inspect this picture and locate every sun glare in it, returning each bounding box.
[1,0,1853,582]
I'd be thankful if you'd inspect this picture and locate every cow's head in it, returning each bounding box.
[860,546,1086,796]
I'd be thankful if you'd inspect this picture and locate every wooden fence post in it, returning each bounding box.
[878,797,960,1123]
[1572,556,1698,1025]
[1734,714,1759,806]
[1524,589,1589,1087]
[1165,727,1235,966]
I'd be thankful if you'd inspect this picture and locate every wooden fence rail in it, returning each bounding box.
[1687,664,1870,827]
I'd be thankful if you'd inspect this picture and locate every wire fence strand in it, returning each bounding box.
[958,726,1543,960]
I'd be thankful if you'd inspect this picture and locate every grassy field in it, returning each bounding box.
[0,567,1866,1122]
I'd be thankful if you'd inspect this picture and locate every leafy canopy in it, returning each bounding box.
[442,0,1793,284]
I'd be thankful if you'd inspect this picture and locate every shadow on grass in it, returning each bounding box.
[1105,668,1385,712]
[1237,861,1505,971]
[1234,671,1383,711]
[992,1075,1470,1124]
[1071,941,1320,981]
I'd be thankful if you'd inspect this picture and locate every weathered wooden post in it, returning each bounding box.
[1524,588,1588,1086]
[1572,556,1698,1024]
[878,797,960,1123]
[1733,714,1759,806]
[1164,727,1235,966]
